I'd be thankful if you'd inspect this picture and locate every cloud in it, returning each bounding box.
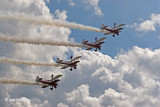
[81,0,103,16]
[8,97,50,107]
[57,103,69,107]
[44,0,50,3]
[68,0,75,7]
[57,46,160,107]
[54,10,68,21]
[131,14,160,32]
[65,85,101,107]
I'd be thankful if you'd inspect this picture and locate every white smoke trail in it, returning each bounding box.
[0,33,91,48]
[0,13,110,34]
[0,57,62,67]
[0,78,43,86]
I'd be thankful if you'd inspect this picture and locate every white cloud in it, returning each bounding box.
[57,103,69,107]
[81,0,103,16]
[8,97,50,107]
[68,0,75,7]
[44,0,50,3]
[59,46,160,107]
[54,10,68,21]
[63,84,129,107]
[132,14,160,32]
[65,85,101,107]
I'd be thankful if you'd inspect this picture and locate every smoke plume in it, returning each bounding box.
[0,57,62,67]
[0,33,91,48]
[0,13,109,34]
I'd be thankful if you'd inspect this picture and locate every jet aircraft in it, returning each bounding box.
[36,74,62,90]
[56,56,82,71]
[100,23,125,37]
[82,37,106,51]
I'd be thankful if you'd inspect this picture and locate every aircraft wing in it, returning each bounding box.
[95,37,106,44]
[117,28,123,31]
[51,75,62,81]
[70,56,82,62]
[61,65,69,69]
[86,47,93,50]
[41,85,49,88]
[72,60,80,65]
[104,32,110,35]
[114,24,125,28]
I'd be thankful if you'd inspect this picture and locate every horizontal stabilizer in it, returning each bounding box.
[56,58,63,63]
[36,76,42,82]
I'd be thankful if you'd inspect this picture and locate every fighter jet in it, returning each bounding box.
[36,74,62,90]
[100,23,125,37]
[82,37,106,52]
[56,56,82,71]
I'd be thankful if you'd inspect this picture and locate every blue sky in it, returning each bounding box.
[47,0,160,57]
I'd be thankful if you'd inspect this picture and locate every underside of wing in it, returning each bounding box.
[41,85,49,88]
[86,47,93,50]
[51,75,62,81]
[95,37,106,44]
[117,28,123,31]
[61,65,68,69]
[104,31,111,35]
[70,56,82,62]
[72,60,80,65]
[97,42,104,46]
[114,24,125,28]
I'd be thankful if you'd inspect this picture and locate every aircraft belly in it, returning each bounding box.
[40,81,51,84]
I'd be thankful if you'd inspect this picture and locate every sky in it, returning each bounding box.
[0,0,160,107]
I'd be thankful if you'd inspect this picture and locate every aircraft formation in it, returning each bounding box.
[0,15,125,90]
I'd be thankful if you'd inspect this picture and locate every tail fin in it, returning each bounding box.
[51,74,54,80]
[36,76,42,82]
[82,39,88,44]
[56,58,62,63]
[100,24,105,29]
[95,37,98,42]
[114,23,117,27]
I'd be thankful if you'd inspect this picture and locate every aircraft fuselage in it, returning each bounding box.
[59,61,79,66]
[38,79,59,85]
[104,27,119,35]
[84,42,104,49]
